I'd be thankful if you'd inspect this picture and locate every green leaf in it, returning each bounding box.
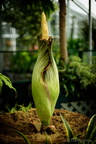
[85,114,96,140]
[14,130,30,144]
[7,107,17,113]
[0,79,3,93]
[60,114,74,141]
[63,84,68,97]
[90,126,96,142]
[0,73,16,92]
[92,140,96,144]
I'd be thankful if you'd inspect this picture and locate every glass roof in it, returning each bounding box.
[70,0,96,19]
[78,0,96,15]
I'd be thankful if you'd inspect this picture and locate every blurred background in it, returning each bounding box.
[0,0,96,117]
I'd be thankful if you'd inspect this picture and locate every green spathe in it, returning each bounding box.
[32,36,59,126]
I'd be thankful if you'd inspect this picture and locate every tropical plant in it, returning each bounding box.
[60,114,96,144]
[32,12,59,126]
[10,51,38,73]
[79,19,96,51]
[67,38,86,55]
[60,114,74,141]
[0,73,16,94]
[59,55,96,99]
[91,56,96,74]
[7,103,32,113]
[14,130,52,144]
[14,130,30,144]
[0,73,17,112]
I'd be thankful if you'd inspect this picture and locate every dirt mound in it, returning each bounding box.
[0,108,89,144]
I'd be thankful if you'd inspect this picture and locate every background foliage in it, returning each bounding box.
[59,55,96,99]
[1,0,57,47]
[78,19,96,51]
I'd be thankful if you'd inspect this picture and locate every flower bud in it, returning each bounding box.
[32,12,59,126]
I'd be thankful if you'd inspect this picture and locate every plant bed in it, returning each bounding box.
[0,108,89,144]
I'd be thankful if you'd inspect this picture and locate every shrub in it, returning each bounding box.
[59,56,96,99]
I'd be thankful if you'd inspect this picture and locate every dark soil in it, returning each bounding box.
[0,108,89,144]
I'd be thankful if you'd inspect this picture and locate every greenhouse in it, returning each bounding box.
[0,0,96,143]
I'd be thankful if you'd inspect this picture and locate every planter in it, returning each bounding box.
[0,108,89,144]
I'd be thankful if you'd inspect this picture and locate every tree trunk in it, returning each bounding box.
[59,0,68,62]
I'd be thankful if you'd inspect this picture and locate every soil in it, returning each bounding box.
[0,108,89,144]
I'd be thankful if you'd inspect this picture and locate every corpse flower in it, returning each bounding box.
[32,12,59,126]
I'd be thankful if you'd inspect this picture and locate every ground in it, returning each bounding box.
[0,108,89,144]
